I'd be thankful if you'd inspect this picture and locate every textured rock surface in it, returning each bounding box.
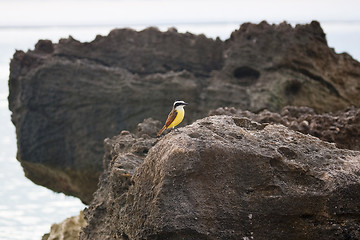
[210,106,360,151]
[215,21,360,112]
[81,118,160,239]
[8,21,360,202]
[82,115,360,240]
[42,211,87,240]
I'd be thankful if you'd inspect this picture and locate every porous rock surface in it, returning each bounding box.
[8,21,360,202]
[42,211,87,240]
[210,106,360,151]
[81,115,360,240]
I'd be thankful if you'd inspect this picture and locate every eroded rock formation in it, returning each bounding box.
[81,115,360,240]
[8,21,360,202]
[210,106,360,151]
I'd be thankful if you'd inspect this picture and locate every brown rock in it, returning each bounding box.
[210,106,360,151]
[82,119,159,239]
[82,115,360,240]
[42,211,87,240]
[8,22,360,202]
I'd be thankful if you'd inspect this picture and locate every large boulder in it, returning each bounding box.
[8,28,221,203]
[8,21,360,202]
[82,115,360,240]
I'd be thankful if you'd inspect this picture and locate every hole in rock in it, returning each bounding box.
[285,79,302,95]
[232,66,260,86]
[277,146,298,160]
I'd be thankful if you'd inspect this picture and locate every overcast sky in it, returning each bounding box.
[1,0,360,27]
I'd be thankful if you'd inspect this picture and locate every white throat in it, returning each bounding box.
[175,105,185,111]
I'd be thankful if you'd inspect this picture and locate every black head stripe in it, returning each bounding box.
[174,100,187,108]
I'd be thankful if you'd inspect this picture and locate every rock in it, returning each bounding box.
[8,28,219,203]
[8,21,360,202]
[205,21,360,113]
[42,211,87,240]
[81,115,360,240]
[210,106,360,151]
[81,120,159,239]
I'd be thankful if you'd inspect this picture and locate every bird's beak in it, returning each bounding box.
[184,102,188,105]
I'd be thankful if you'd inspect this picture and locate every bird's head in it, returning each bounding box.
[173,100,188,110]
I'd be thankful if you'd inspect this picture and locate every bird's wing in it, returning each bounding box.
[165,109,178,128]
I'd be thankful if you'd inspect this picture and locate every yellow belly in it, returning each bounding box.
[167,109,185,129]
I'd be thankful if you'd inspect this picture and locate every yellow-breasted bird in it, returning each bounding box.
[157,100,188,137]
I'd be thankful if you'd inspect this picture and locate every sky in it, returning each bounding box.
[1,0,360,27]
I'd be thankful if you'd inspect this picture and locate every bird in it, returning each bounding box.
[157,100,188,137]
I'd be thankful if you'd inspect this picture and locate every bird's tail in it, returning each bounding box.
[157,125,167,137]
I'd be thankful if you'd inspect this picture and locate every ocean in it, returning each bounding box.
[0,21,359,240]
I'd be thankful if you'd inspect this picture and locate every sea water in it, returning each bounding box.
[0,22,359,240]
